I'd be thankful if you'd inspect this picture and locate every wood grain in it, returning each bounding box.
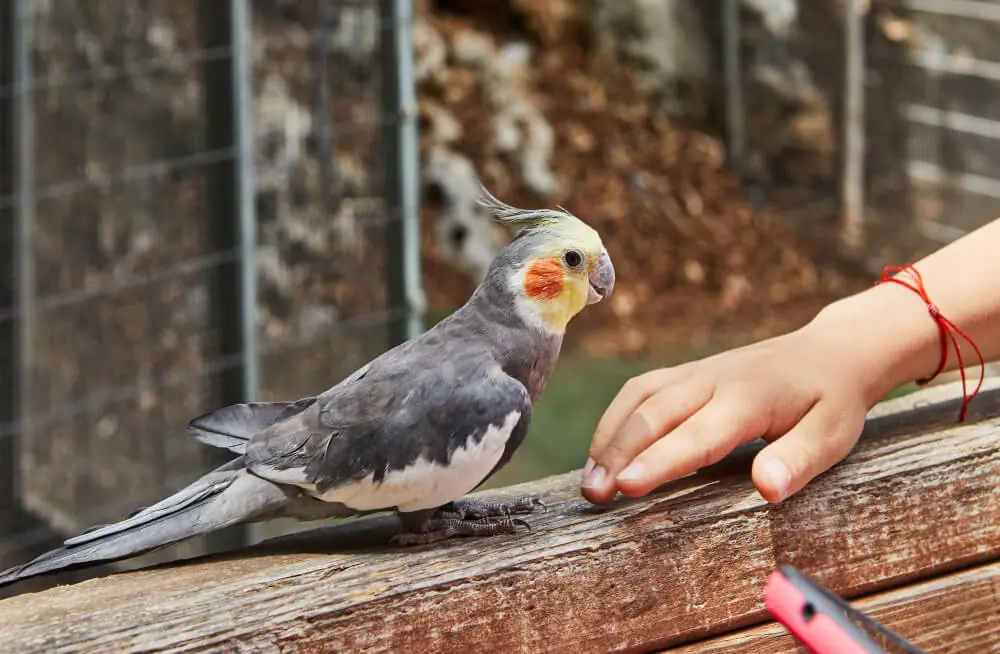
[664,559,1000,653]
[1,381,1000,654]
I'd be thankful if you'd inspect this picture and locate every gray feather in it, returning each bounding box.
[0,466,288,587]
[187,398,317,453]
[244,355,533,495]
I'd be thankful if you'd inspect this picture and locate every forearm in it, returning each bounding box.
[809,218,1000,405]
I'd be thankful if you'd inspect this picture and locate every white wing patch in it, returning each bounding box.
[314,410,521,512]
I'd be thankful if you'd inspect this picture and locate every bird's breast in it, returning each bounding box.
[315,410,521,512]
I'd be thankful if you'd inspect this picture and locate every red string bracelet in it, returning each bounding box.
[875,264,985,421]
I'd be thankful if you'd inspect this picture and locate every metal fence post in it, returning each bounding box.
[380,0,424,345]
[315,0,343,212]
[841,0,867,250]
[231,0,262,546]
[0,0,18,533]
[722,0,745,177]
[198,0,257,552]
[0,0,35,539]
[232,0,259,405]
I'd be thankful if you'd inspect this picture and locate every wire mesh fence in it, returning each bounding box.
[6,0,1000,599]
[0,0,421,595]
[721,0,1000,263]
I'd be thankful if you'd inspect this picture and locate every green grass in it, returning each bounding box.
[884,382,919,400]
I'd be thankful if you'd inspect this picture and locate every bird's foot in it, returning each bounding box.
[436,496,547,521]
[390,516,531,546]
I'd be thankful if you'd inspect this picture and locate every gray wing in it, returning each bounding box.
[242,352,532,497]
[186,398,317,453]
[186,361,373,453]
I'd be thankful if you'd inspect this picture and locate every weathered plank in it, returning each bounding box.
[1,381,1000,654]
[664,559,1000,653]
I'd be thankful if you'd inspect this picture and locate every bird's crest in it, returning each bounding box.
[476,184,586,235]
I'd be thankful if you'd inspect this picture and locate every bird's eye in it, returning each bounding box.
[563,249,583,268]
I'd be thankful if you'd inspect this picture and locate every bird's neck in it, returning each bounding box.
[457,283,564,403]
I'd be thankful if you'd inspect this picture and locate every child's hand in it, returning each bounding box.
[580,319,889,505]
[580,218,1000,505]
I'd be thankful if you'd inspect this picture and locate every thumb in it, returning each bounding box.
[751,400,864,503]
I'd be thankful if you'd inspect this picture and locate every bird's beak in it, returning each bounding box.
[587,248,615,305]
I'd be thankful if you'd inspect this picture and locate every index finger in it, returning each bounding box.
[589,367,688,460]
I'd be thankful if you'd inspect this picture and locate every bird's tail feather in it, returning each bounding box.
[0,465,289,588]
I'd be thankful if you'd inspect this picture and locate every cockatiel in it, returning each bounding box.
[0,187,615,588]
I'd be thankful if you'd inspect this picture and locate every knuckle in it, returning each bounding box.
[731,397,770,436]
[606,415,652,460]
[703,438,732,468]
[592,413,616,442]
[628,367,680,393]
[601,437,632,465]
[621,376,647,395]
[827,416,863,458]
[689,427,729,469]
[787,441,819,479]
[691,445,717,472]
[676,416,721,470]
[720,379,766,405]
[725,382,793,435]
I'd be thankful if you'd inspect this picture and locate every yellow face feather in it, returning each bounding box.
[520,225,607,332]
[479,185,615,334]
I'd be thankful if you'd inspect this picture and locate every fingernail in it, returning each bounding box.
[760,458,791,501]
[583,457,596,478]
[617,461,645,482]
[582,464,607,489]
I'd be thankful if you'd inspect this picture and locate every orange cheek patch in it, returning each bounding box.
[524,258,565,301]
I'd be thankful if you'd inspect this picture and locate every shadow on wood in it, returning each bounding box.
[1,380,999,653]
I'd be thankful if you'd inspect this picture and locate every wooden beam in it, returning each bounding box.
[664,559,1000,653]
[1,381,1000,653]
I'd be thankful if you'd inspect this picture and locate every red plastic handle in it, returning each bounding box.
[764,569,874,654]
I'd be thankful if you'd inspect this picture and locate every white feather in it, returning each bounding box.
[313,410,520,512]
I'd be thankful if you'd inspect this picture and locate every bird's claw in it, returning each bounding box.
[511,517,532,534]
[390,495,547,546]
[390,514,534,546]
[438,495,546,521]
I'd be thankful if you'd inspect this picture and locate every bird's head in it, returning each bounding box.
[477,187,616,334]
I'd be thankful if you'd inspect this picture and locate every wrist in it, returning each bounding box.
[805,282,944,406]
